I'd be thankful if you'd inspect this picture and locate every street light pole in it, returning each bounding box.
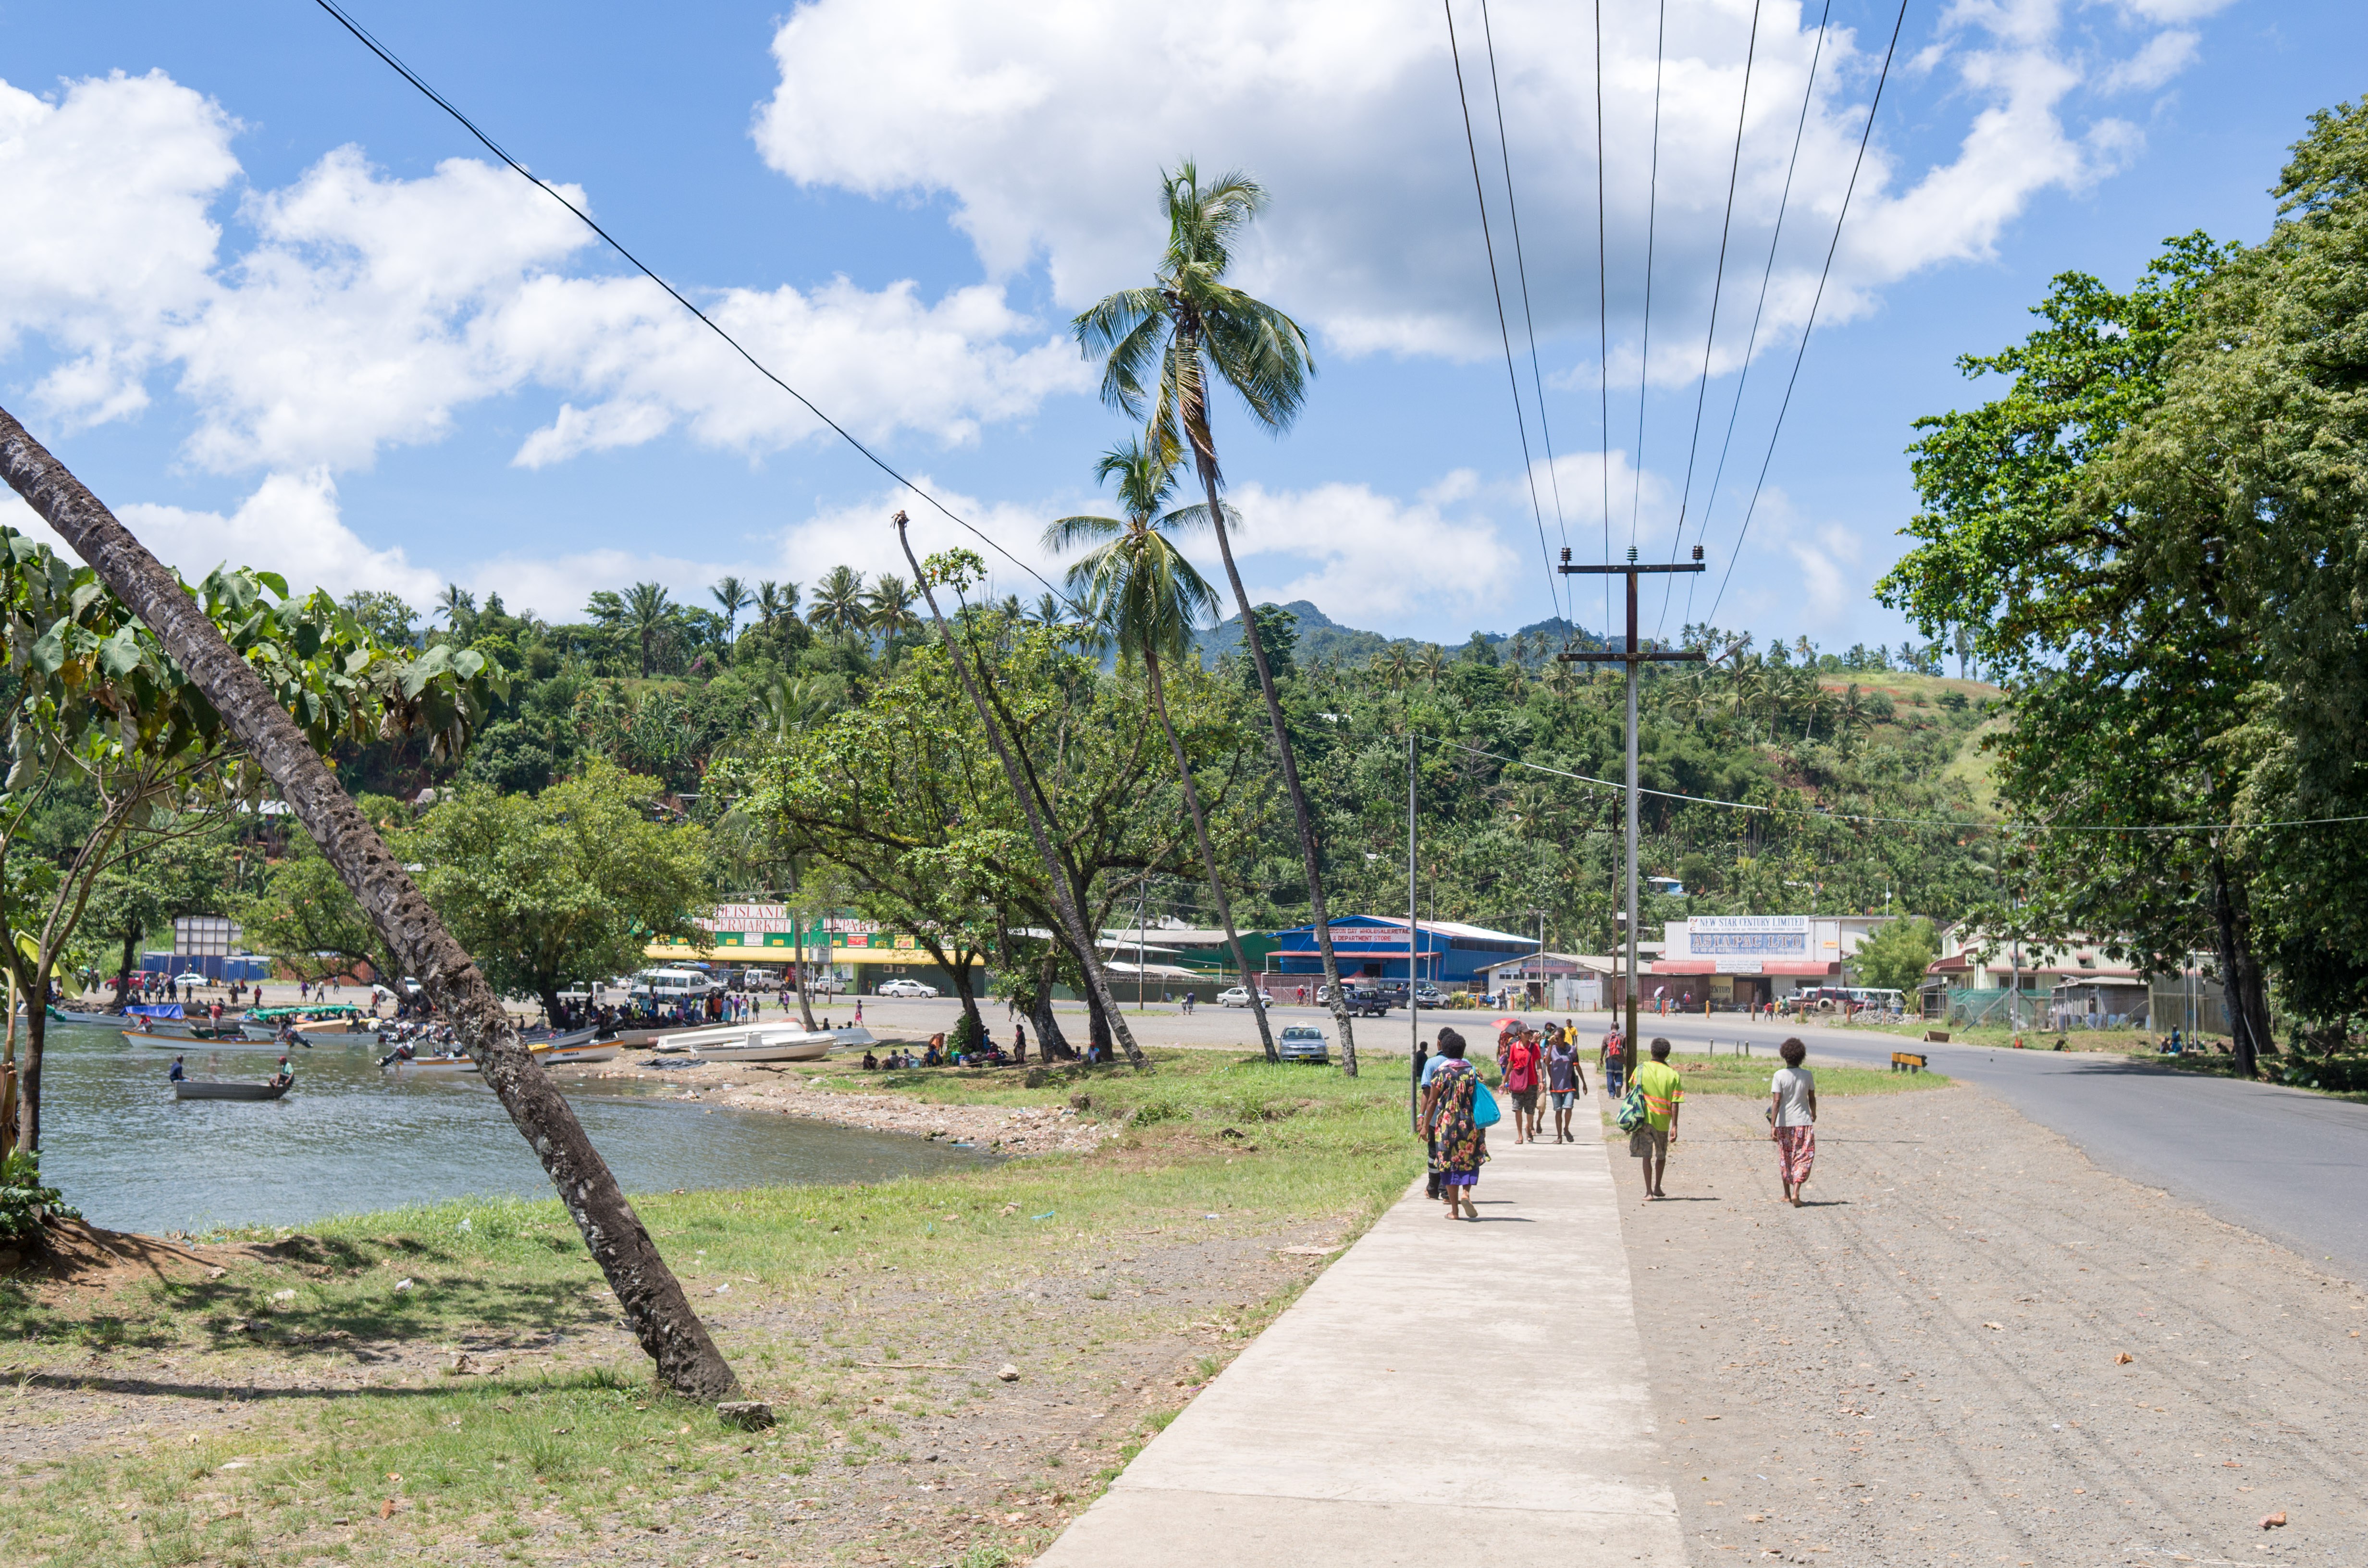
[1559,545,1707,1053]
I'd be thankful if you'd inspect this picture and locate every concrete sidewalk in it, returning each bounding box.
[1034,1108,1685,1567]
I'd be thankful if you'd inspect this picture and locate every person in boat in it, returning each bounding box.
[272,1054,295,1089]
[168,1055,185,1082]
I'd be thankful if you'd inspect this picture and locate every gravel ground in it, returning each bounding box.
[1613,1083,2368,1566]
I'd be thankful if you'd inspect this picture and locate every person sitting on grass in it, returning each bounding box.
[924,1034,946,1067]
[862,1050,879,1070]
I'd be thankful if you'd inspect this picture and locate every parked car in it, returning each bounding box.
[876,978,939,998]
[1381,982,1448,1009]
[169,971,211,988]
[802,973,851,996]
[1277,1024,1330,1064]
[1216,985,1272,1008]
[1340,986,1396,1017]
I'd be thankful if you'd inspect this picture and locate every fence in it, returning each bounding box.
[1936,987,2057,1029]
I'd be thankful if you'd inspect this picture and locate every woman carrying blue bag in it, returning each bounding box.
[1419,1028,1492,1220]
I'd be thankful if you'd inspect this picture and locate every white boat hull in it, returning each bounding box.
[689,1031,835,1062]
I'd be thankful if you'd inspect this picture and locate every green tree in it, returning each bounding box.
[862,572,920,648]
[1048,435,1277,1060]
[0,530,499,1152]
[1853,917,1937,994]
[235,830,396,987]
[623,581,675,677]
[409,760,713,1023]
[810,566,867,641]
[710,576,751,641]
[1074,162,1361,1073]
[3,406,740,1403]
[1871,232,2272,1065]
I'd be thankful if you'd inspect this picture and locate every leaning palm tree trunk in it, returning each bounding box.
[0,405,741,1404]
[1142,646,1276,1062]
[1179,380,1359,1074]
[893,514,1146,1068]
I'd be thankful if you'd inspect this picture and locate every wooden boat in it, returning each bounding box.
[383,1053,477,1072]
[531,1028,620,1064]
[122,1023,247,1043]
[48,1005,124,1027]
[173,1078,293,1101]
[687,1029,836,1063]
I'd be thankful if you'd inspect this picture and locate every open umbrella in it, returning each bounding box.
[1492,1017,1521,1029]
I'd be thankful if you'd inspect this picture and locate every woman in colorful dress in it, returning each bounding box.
[1769,1037,1818,1206]
[1420,1031,1488,1220]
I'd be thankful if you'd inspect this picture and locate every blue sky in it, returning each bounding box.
[2,0,2359,650]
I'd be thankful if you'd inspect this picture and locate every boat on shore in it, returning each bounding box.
[49,1005,125,1027]
[383,1053,476,1072]
[173,1078,293,1101]
[685,1029,837,1063]
[531,1028,619,1064]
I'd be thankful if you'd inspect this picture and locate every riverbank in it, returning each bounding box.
[0,1050,1421,1568]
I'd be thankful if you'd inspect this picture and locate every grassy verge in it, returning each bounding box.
[1653,1051,1950,1098]
[1862,1018,2175,1054]
[0,1050,1421,1568]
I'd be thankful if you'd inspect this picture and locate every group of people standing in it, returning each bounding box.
[1413,1019,1823,1215]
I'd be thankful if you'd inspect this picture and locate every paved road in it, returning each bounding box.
[1598,1010,2368,1288]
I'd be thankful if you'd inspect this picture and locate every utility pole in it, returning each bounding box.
[1559,545,1706,1055]
[1408,732,1422,1125]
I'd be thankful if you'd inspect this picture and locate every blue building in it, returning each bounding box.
[1269,916,1533,988]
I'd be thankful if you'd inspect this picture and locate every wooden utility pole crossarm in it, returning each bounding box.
[0,404,743,1405]
[1558,546,1707,1054]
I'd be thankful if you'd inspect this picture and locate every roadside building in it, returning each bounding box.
[641,904,988,997]
[1099,920,1280,981]
[1648,914,1897,1011]
[1919,923,2139,1026]
[1266,916,1532,991]
[1477,952,1647,1012]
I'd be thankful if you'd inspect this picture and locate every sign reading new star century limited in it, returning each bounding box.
[1685,915,1810,956]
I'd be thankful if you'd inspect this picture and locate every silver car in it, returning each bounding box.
[1277,1024,1330,1064]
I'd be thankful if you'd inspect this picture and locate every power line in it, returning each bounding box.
[1680,0,1837,633]
[1430,735,2368,836]
[1705,0,1912,626]
[1626,0,1670,561]
[1477,0,1573,620]
[308,0,1086,617]
[1442,0,1566,627]
[1591,0,1614,645]
[1658,0,1764,637]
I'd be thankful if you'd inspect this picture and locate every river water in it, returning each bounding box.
[29,1022,987,1237]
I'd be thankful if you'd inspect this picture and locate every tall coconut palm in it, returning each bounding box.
[1416,643,1448,687]
[710,576,751,641]
[1074,162,1359,1074]
[754,579,798,629]
[623,581,674,678]
[863,572,920,648]
[1047,436,1278,1062]
[811,566,867,641]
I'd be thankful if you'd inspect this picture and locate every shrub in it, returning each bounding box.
[0,1150,77,1244]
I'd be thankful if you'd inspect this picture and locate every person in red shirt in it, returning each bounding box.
[1500,1028,1543,1144]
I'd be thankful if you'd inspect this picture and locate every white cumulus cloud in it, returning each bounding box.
[754,0,2214,383]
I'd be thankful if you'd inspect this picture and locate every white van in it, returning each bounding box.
[631,967,717,1003]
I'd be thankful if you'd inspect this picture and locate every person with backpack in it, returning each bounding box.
[1500,1027,1543,1143]
[1601,1023,1626,1097]
[1418,1029,1490,1220]
[1629,1037,1686,1200]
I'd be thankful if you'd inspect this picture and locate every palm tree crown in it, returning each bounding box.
[1044,436,1222,667]
[624,581,673,678]
[863,573,920,645]
[811,567,867,640]
[711,576,751,640]
[1073,162,1315,484]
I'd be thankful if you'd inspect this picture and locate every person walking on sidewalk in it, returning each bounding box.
[1419,1030,1487,1220]
[1545,1029,1586,1143]
[1769,1037,1818,1206]
[1501,1028,1542,1143]
[1601,1023,1626,1097]
[1629,1037,1685,1200]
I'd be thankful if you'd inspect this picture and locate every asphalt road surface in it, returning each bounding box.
[1599,1009,2368,1289]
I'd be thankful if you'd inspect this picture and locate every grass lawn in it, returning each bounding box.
[1651,1050,1950,1098]
[1863,1018,2175,1055]
[0,1050,1421,1568]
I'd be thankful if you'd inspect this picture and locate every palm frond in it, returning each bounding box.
[1043,513,1130,553]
